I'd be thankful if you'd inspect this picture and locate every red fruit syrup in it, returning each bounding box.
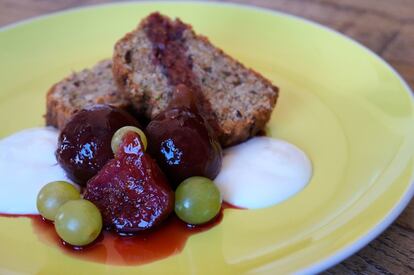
[0,203,238,266]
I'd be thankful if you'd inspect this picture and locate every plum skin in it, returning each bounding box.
[146,107,222,188]
[56,105,140,186]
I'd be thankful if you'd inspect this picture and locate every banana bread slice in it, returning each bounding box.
[46,59,130,129]
[113,12,278,146]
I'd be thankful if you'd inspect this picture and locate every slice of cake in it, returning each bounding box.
[113,12,278,146]
[46,60,130,129]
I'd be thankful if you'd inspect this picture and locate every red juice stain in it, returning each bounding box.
[0,203,238,266]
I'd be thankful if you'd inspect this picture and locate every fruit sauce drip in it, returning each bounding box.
[143,12,219,133]
[0,204,238,265]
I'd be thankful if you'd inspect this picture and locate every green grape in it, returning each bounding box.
[54,199,102,246]
[111,126,147,154]
[36,181,80,221]
[175,176,222,225]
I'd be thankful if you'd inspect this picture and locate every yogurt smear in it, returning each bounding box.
[0,128,77,214]
[214,137,312,209]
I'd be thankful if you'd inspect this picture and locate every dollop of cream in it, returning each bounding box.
[0,128,76,214]
[214,137,312,209]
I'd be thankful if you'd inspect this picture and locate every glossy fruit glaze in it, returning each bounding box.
[0,203,237,265]
[56,105,140,186]
[147,108,222,187]
[146,86,222,188]
[84,132,174,233]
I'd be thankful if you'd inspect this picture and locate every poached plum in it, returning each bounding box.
[56,105,140,185]
[146,85,222,187]
[84,131,174,233]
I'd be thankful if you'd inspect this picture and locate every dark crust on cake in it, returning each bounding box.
[113,13,278,146]
[46,60,130,129]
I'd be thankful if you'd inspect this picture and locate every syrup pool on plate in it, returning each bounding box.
[27,205,228,265]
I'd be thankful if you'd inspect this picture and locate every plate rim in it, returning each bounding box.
[1,1,413,274]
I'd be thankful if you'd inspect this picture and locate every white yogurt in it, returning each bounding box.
[215,137,312,209]
[0,128,76,214]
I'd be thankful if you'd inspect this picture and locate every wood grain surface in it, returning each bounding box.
[1,0,413,274]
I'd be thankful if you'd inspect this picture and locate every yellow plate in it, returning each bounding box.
[1,2,413,274]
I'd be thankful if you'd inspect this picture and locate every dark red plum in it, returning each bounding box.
[146,86,222,188]
[56,105,140,185]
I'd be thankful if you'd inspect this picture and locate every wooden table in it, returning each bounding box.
[1,0,413,273]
